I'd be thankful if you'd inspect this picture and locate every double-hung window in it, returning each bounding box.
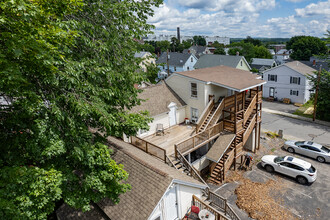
[290,90,299,96]
[268,74,277,82]
[290,76,300,85]
[191,83,197,98]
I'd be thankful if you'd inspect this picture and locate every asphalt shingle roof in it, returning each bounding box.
[194,54,244,69]
[251,58,276,67]
[57,137,206,220]
[284,61,316,76]
[175,65,266,92]
[130,82,186,116]
[156,52,192,67]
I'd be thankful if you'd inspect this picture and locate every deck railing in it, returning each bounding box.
[130,136,166,162]
[192,195,230,220]
[209,192,240,220]
[175,122,223,156]
[224,148,235,172]
[196,97,215,133]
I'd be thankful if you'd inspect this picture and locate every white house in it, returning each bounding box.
[263,61,316,104]
[129,82,187,138]
[274,49,291,64]
[56,137,207,220]
[156,52,198,79]
[250,58,277,72]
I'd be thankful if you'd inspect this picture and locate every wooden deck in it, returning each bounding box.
[143,124,196,156]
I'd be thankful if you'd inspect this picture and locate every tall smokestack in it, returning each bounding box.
[177,27,180,43]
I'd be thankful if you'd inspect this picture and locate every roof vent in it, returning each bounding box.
[180,60,183,63]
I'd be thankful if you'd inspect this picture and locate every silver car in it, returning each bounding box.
[284,141,330,163]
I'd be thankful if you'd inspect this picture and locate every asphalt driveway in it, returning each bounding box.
[262,100,299,113]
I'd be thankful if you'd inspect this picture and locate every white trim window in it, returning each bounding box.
[268,74,277,82]
[290,76,300,85]
[290,90,299,96]
[191,82,197,98]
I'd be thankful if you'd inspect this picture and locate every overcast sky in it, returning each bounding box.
[147,0,330,38]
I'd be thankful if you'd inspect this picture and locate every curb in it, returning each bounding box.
[262,108,330,127]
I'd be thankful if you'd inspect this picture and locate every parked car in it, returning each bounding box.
[284,141,330,163]
[261,155,317,184]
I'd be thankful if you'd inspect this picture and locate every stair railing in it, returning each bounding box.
[196,97,215,133]
[176,149,208,186]
[244,94,257,125]
[204,99,225,131]
[209,192,240,220]
[165,155,178,169]
[243,114,256,145]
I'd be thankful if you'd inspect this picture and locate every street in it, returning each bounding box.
[261,111,330,146]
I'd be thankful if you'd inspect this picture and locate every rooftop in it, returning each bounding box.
[194,54,246,69]
[156,52,193,67]
[251,58,276,66]
[174,65,266,92]
[284,61,316,76]
[130,82,186,116]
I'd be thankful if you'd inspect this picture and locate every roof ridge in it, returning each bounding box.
[107,138,168,177]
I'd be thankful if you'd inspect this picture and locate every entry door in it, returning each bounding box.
[165,186,178,220]
[269,87,275,97]
[168,105,177,127]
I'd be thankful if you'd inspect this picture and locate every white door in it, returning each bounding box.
[165,186,178,220]
[168,102,177,127]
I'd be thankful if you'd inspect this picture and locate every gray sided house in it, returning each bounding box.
[156,52,198,79]
[263,61,316,104]
[194,54,251,72]
[250,58,277,72]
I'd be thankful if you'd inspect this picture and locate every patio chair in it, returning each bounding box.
[156,123,164,136]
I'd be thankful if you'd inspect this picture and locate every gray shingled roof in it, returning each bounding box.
[251,58,276,67]
[56,137,206,220]
[194,54,244,69]
[130,82,186,116]
[156,52,192,67]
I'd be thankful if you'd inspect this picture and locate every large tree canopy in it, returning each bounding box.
[0,0,160,219]
[287,36,327,61]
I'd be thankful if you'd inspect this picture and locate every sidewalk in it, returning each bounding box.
[262,108,330,127]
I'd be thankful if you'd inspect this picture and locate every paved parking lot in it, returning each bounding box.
[212,137,330,220]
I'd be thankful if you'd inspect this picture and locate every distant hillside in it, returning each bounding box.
[230,38,290,44]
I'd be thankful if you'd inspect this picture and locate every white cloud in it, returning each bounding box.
[285,0,305,2]
[147,1,329,38]
[295,0,330,17]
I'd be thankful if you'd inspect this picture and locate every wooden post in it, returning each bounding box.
[174,144,178,159]
[313,66,322,121]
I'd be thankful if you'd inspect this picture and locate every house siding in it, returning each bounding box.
[205,84,228,104]
[166,75,206,121]
[235,58,251,71]
[183,55,198,71]
[263,65,309,103]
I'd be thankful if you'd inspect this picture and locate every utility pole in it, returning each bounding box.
[313,66,322,121]
[166,49,170,76]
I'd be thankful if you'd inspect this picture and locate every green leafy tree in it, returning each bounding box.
[156,40,171,52]
[287,36,327,60]
[243,36,262,46]
[182,39,193,49]
[254,46,273,59]
[0,0,160,219]
[308,69,330,121]
[170,37,180,52]
[214,47,226,55]
[193,36,206,46]
[228,47,243,56]
[211,41,224,48]
[137,43,155,54]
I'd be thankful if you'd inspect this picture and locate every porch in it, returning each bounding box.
[143,123,196,156]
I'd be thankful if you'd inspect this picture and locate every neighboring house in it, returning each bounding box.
[300,60,330,72]
[183,46,211,58]
[268,49,275,56]
[194,54,251,72]
[274,49,291,64]
[250,58,277,72]
[56,137,207,220]
[263,61,316,104]
[156,52,198,79]
[134,51,155,72]
[130,82,186,138]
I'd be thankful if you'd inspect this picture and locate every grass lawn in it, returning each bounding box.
[293,100,314,118]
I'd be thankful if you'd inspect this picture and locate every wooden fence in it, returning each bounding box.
[130,136,166,162]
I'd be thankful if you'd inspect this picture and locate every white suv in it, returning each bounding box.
[261,155,317,184]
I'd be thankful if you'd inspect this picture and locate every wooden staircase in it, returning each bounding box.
[197,104,218,133]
